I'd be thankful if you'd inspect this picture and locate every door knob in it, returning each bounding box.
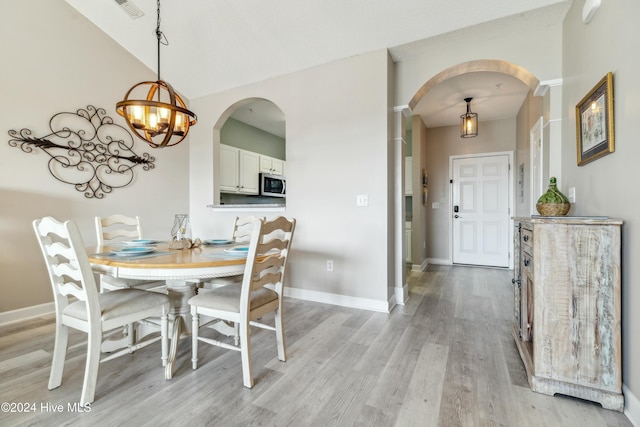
[454,214,461,218]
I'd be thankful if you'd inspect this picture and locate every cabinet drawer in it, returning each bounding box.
[521,227,533,245]
[522,254,533,275]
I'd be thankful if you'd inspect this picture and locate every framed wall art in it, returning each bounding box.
[576,72,614,166]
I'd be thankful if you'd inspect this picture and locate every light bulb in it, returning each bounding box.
[148,112,158,130]
[158,107,170,124]
[131,106,144,128]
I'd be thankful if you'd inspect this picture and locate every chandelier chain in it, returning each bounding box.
[156,0,168,80]
[116,0,197,148]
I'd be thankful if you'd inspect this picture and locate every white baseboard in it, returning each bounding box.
[624,383,640,426]
[411,259,429,272]
[395,283,409,306]
[0,302,54,326]
[427,258,451,265]
[388,293,397,311]
[283,287,390,313]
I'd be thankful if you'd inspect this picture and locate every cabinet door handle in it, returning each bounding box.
[524,258,530,267]
[523,235,529,242]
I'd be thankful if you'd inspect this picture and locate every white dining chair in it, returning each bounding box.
[33,216,170,406]
[230,215,261,243]
[189,216,296,388]
[200,215,262,291]
[95,214,166,293]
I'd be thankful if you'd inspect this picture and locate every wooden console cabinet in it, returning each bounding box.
[512,217,623,411]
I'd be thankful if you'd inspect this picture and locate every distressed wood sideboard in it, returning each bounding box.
[512,216,623,411]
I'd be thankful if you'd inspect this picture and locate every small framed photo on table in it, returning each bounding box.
[576,72,614,166]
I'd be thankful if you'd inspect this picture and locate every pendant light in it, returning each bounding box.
[116,0,197,148]
[460,97,478,138]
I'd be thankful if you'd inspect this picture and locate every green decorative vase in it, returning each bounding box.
[536,177,570,216]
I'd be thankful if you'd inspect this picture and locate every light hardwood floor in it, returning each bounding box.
[0,266,633,426]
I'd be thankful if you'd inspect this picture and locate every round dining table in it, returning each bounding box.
[88,242,248,379]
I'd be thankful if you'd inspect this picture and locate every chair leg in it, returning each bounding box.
[48,321,69,390]
[80,327,102,406]
[274,307,286,362]
[161,309,168,367]
[239,320,254,388]
[191,309,199,370]
[126,323,135,347]
[234,322,240,346]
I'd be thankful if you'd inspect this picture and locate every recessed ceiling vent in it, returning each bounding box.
[114,0,144,19]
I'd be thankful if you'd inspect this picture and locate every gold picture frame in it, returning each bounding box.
[576,72,614,166]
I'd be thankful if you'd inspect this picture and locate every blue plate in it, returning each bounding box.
[204,239,233,246]
[224,246,249,256]
[123,239,158,245]
[110,247,156,256]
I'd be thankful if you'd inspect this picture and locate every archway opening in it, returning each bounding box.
[212,98,286,206]
[401,59,548,272]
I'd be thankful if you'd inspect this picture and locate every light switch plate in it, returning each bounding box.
[568,187,576,203]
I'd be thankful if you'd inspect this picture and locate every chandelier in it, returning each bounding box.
[116,0,197,148]
[460,97,478,138]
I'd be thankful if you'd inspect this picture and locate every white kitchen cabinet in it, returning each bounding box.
[220,145,259,195]
[405,157,412,195]
[259,155,285,176]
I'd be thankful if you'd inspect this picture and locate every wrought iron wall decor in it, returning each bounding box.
[8,105,155,199]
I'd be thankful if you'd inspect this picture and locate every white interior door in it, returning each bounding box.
[452,154,510,267]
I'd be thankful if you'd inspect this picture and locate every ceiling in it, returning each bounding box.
[65,0,571,135]
[413,72,535,129]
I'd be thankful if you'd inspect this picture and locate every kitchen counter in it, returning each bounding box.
[208,204,286,212]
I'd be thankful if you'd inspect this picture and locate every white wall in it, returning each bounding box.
[393,3,567,106]
[561,0,640,414]
[0,0,189,314]
[188,50,394,309]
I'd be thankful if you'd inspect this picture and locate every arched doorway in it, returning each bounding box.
[409,59,539,109]
[397,59,557,276]
[212,98,286,206]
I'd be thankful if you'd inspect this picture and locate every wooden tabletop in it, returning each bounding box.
[88,243,248,269]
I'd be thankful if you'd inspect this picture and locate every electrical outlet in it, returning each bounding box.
[356,194,369,207]
[327,260,334,272]
[432,202,439,209]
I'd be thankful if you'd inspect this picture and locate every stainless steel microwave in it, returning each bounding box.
[260,173,286,198]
